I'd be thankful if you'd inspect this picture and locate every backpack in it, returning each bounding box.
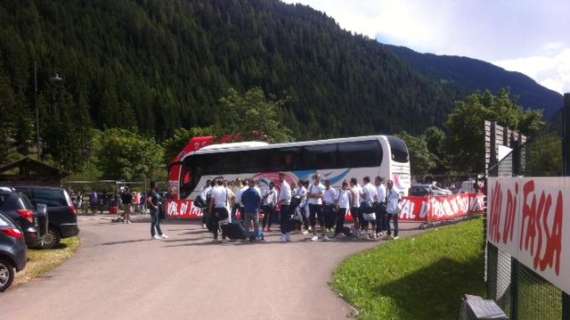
[194,196,206,209]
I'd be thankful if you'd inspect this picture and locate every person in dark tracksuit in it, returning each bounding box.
[241,179,262,241]
[147,182,167,240]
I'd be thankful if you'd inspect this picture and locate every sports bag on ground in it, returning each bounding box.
[221,222,249,240]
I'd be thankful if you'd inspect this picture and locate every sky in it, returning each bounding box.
[281,0,570,94]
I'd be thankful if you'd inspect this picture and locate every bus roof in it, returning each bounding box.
[199,141,269,151]
[189,135,390,156]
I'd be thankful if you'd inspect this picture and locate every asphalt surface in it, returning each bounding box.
[0,215,423,320]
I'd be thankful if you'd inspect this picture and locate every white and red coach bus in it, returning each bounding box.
[166,135,411,219]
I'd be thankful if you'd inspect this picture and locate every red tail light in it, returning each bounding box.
[2,228,24,240]
[69,206,77,215]
[17,209,34,224]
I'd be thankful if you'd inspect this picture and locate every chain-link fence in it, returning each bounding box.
[485,131,568,320]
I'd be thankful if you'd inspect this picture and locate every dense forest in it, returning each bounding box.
[0,0,559,176]
[0,0,458,167]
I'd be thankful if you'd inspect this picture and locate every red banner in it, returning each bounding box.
[399,193,485,222]
[487,177,569,294]
[166,192,485,222]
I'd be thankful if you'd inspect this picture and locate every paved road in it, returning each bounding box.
[0,216,422,320]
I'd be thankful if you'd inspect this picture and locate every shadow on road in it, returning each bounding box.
[100,239,152,246]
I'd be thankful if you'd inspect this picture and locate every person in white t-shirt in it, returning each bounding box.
[235,179,248,221]
[296,180,310,234]
[277,173,292,242]
[385,180,401,240]
[323,180,338,236]
[208,179,231,241]
[289,181,301,232]
[349,178,362,235]
[361,176,378,239]
[374,176,387,237]
[307,174,326,241]
[261,182,278,232]
[223,180,235,221]
[334,180,352,237]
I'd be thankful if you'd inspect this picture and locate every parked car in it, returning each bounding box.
[409,184,453,196]
[14,186,79,249]
[0,211,27,292]
[0,187,40,247]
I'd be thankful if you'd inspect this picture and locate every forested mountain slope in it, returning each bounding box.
[385,45,563,118]
[0,0,456,146]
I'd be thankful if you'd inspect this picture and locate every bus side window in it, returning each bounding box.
[302,144,337,170]
[338,141,382,167]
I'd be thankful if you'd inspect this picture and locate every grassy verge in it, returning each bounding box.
[333,219,485,320]
[15,237,80,285]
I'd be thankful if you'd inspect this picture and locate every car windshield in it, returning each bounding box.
[31,189,68,207]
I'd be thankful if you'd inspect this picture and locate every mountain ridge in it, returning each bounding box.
[383,44,563,118]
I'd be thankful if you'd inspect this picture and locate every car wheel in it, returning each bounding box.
[0,258,15,292]
[40,227,61,249]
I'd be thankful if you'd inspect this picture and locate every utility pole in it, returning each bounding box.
[562,93,570,176]
[562,93,570,320]
[34,61,40,160]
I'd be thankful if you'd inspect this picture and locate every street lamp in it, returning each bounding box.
[33,62,63,160]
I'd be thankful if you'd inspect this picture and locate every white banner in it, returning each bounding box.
[487,177,569,294]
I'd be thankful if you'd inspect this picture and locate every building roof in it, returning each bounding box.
[0,157,68,182]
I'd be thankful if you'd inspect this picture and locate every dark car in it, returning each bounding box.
[409,184,453,196]
[15,186,79,249]
[0,211,27,292]
[0,187,40,247]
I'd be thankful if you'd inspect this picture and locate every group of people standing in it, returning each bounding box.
[197,173,402,243]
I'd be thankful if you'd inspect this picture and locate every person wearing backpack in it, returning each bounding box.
[208,179,230,242]
[200,180,214,229]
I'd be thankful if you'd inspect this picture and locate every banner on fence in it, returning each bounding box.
[399,193,485,222]
[487,177,569,294]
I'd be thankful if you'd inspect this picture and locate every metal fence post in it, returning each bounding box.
[562,93,570,176]
[563,93,570,320]
[511,259,519,320]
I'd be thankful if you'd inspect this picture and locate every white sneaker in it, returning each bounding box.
[302,230,309,235]
[311,235,319,241]
[323,235,330,241]
[280,234,287,242]
[393,236,400,240]
[153,235,161,240]
[161,234,169,239]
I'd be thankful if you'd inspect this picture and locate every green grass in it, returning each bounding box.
[333,219,485,320]
[15,237,80,285]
